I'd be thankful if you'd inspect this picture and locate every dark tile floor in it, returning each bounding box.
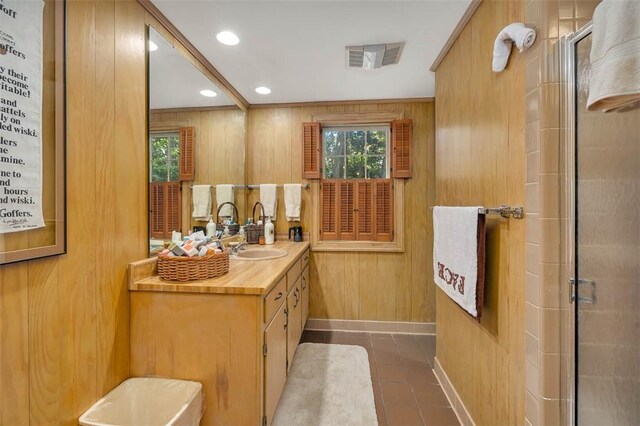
[300,330,460,426]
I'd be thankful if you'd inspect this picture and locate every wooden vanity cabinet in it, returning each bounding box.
[286,276,303,372]
[130,242,310,426]
[263,303,287,426]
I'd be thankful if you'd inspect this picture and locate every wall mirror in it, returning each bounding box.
[0,0,65,265]
[147,26,246,254]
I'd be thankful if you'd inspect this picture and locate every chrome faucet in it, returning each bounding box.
[231,242,247,253]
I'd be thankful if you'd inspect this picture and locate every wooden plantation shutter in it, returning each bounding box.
[391,119,413,178]
[374,180,393,241]
[149,182,182,239]
[179,126,195,181]
[320,180,338,240]
[338,181,355,240]
[302,122,322,179]
[149,182,166,239]
[320,179,393,242]
[356,181,374,240]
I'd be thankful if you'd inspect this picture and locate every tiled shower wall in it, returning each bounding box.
[523,1,600,425]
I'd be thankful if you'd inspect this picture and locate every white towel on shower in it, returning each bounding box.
[216,184,234,218]
[587,0,640,112]
[492,23,537,72]
[284,184,302,222]
[260,184,277,220]
[192,185,211,221]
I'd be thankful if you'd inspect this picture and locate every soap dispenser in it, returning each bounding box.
[206,218,216,237]
[264,216,275,245]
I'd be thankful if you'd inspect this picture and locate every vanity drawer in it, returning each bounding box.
[286,258,302,292]
[264,276,286,323]
[301,249,310,269]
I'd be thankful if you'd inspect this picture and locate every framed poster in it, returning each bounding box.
[0,0,65,264]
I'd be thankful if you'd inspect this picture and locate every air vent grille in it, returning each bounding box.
[346,42,404,70]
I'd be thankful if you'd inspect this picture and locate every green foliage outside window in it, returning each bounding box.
[323,126,389,179]
[150,134,180,182]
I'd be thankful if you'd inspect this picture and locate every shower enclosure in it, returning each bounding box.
[562,24,640,425]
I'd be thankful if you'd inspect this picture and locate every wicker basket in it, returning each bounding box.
[216,202,240,236]
[157,251,229,282]
[245,223,264,244]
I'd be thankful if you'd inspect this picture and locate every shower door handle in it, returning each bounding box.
[569,278,596,304]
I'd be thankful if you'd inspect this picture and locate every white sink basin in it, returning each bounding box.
[232,248,288,261]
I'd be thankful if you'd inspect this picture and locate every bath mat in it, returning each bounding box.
[272,343,378,426]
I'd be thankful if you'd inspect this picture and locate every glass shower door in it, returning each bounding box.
[573,31,640,425]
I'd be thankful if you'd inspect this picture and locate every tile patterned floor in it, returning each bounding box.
[300,330,460,426]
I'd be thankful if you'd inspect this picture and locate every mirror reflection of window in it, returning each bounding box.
[150,132,180,182]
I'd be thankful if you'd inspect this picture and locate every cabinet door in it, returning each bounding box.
[286,278,303,372]
[301,265,309,326]
[264,304,287,426]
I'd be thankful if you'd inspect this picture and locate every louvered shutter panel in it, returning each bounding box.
[149,183,166,239]
[391,119,413,178]
[374,179,393,242]
[320,180,338,240]
[338,181,355,240]
[302,122,322,179]
[149,182,182,239]
[179,126,195,181]
[356,180,375,241]
[166,182,182,235]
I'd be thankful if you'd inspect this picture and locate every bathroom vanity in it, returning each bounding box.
[128,241,310,426]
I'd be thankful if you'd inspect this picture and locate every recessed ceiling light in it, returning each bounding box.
[255,86,271,95]
[148,40,158,52]
[216,31,239,46]
[200,89,217,97]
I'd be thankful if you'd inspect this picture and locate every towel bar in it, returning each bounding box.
[247,184,310,189]
[189,185,245,190]
[479,205,524,219]
[431,205,525,219]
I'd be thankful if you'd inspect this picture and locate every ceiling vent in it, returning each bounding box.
[346,42,404,70]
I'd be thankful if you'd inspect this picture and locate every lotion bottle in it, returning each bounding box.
[264,216,275,245]
[206,219,216,237]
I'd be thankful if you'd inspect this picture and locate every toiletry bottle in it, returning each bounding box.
[265,216,275,245]
[206,219,216,237]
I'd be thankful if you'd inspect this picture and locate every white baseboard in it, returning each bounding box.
[433,357,476,426]
[304,318,435,335]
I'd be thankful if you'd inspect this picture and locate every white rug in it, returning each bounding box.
[272,343,378,426]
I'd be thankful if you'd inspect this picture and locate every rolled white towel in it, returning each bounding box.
[492,23,536,72]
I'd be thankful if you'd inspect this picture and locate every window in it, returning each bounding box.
[148,127,195,239]
[323,126,390,179]
[302,116,412,251]
[150,132,180,182]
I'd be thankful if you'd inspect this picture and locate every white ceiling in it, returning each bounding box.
[151,0,472,105]
[149,27,237,109]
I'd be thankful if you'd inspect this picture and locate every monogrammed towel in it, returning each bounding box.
[433,206,486,319]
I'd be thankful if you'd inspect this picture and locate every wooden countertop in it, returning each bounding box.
[128,240,310,296]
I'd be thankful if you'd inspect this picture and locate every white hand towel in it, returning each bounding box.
[492,23,536,72]
[192,185,212,220]
[284,184,302,222]
[216,184,234,218]
[587,0,640,112]
[432,206,486,319]
[260,184,277,220]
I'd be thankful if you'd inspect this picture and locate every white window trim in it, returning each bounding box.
[308,111,405,253]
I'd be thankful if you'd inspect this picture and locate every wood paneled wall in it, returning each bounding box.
[247,102,435,322]
[0,1,147,424]
[434,0,526,425]
[149,108,246,231]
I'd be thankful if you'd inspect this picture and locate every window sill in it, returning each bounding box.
[311,239,404,253]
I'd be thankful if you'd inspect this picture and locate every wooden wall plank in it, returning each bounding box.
[434,0,525,424]
[0,1,147,424]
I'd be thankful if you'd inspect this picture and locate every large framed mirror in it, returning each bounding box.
[147,25,246,255]
[0,0,66,265]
